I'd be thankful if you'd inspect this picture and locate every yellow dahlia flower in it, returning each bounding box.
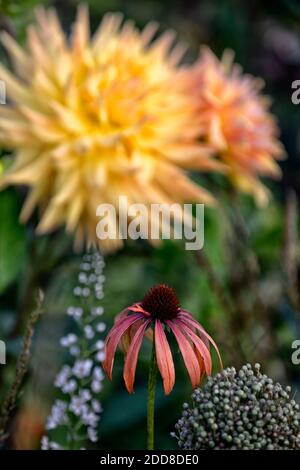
[0,8,222,252]
[189,47,285,205]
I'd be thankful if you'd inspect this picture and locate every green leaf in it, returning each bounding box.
[0,188,26,293]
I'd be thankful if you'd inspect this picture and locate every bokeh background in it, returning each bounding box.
[1,0,300,450]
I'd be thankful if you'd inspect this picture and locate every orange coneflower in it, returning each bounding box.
[188,47,285,205]
[0,8,223,252]
[103,284,222,395]
[103,284,222,449]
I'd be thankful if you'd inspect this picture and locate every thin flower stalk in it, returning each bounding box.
[41,252,106,450]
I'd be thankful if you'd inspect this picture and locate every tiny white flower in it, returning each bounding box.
[73,286,82,296]
[91,306,104,316]
[60,333,78,348]
[74,307,84,318]
[91,380,103,393]
[73,359,93,378]
[79,272,88,284]
[41,436,49,450]
[93,367,105,381]
[46,400,67,429]
[45,418,56,430]
[84,325,95,339]
[82,287,91,297]
[80,262,91,271]
[62,379,77,394]
[96,351,106,362]
[87,427,98,443]
[67,306,83,320]
[96,322,106,333]
[91,399,102,413]
[70,345,80,356]
[70,396,88,416]
[60,337,69,348]
[54,365,72,388]
[49,442,62,450]
[95,340,105,349]
[80,389,92,402]
[95,266,104,274]
[82,411,99,428]
[88,274,97,283]
[66,306,76,316]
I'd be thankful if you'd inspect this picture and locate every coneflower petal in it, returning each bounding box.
[154,320,175,395]
[128,303,151,316]
[103,313,144,380]
[194,347,206,380]
[166,320,201,389]
[179,313,223,368]
[176,319,212,375]
[119,319,145,354]
[123,320,151,393]
[114,308,134,324]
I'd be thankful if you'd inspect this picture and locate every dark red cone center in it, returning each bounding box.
[142,284,180,321]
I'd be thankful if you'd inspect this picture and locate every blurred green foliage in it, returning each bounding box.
[0,189,26,293]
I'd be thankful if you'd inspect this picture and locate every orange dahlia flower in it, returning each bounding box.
[0,8,222,252]
[188,47,285,205]
[103,284,222,395]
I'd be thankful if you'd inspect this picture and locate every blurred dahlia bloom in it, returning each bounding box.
[103,284,222,395]
[188,47,285,205]
[0,8,222,252]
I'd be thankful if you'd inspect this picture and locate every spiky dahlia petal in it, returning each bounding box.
[188,46,285,205]
[0,9,222,252]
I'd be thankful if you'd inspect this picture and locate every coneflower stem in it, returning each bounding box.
[147,340,157,450]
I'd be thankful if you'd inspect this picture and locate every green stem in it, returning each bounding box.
[147,339,157,450]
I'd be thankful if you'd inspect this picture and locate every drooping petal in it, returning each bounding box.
[123,320,151,393]
[102,313,145,380]
[176,319,212,375]
[113,308,132,324]
[194,347,206,380]
[166,320,201,389]
[119,319,145,354]
[119,316,153,354]
[155,320,175,395]
[178,312,223,368]
[128,303,151,316]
